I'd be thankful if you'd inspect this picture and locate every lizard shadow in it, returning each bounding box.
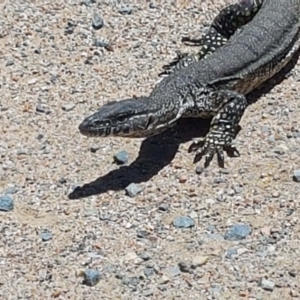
[68,50,300,200]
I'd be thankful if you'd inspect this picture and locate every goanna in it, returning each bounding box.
[79,0,300,168]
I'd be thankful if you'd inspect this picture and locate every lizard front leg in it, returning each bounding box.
[160,0,263,77]
[189,90,247,168]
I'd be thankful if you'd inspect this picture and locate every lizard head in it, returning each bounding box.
[79,97,174,138]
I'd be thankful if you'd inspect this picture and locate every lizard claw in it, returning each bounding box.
[188,137,240,168]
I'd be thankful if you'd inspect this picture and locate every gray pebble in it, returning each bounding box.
[259,278,275,291]
[144,266,154,277]
[288,270,297,277]
[99,213,111,220]
[128,276,140,286]
[82,269,101,286]
[121,275,131,285]
[137,230,149,238]
[104,264,116,274]
[158,203,169,211]
[173,216,195,228]
[113,150,128,164]
[206,225,216,233]
[225,247,238,259]
[233,185,243,194]
[6,60,14,66]
[224,223,252,241]
[84,209,99,217]
[36,104,50,114]
[139,252,151,261]
[195,166,204,174]
[58,177,67,184]
[168,265,181,277]
[39,230,52,241]
[213,177,225,184]
[90,145,100,153]
[0,195,14,212]
[93,39,109,48]
[64,21,76,35]
[143,289,153,297]
[178,261,191,273]
[118,6,132,15]
[80,0,96,6]
[62,103,76,112]
[293,169,300,182]
[125,183,143,197]
[36,133,44,140]
[92,12,104,30]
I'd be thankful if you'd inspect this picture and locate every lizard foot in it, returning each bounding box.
[188,135,240,168]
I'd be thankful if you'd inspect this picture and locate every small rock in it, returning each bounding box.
[189,211,198,219]
[36,104,50,114]
[125,183,143,197]
[139,252,151,261]
[178,261,191,273]
[137,230,149,238]
[118,6,132,15]
[225,247,238,259]
[173,216,195,228]
[144,266,154,277]
[92,12,104,30]
[39,230,52,241]
[191,256,208,268]
[195,166,204,174]
[178,175,187,183]
[168,265,181,277]
[158,203,169,211]
[113,150,128,164]
[93,39,110,49]
[84,209,99,217]
[259,278,275,291]
[121,275,131,285]
[58,177,67,184]
[62,103,75,112]
[233,185,243,194]
[0,195,14,212]
[36,133,44,140]
[293,169,300,182]
[90,145,100,153]
[288,270,297,277]
[159,275,170,284]
[82,269,101,286]
[127,276,139,286]
[224,223,252,241]
[143,289,153,297]
[64,21,76,35]
[28,78,38,85]
[6,60,14,66]
[206,225,216,233]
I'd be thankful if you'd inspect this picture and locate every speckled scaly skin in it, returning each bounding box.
[79,0,300,168]
[159,0,264,76]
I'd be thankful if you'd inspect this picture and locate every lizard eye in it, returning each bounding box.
[115,114,127,122]
[115,110,134,122]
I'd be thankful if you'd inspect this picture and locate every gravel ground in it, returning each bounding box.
[1,0,300,299]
